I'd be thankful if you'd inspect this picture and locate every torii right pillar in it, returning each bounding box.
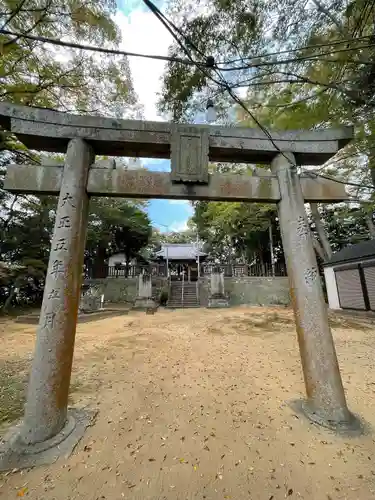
[271,152,358,431]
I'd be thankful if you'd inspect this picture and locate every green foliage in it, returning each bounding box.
[85,198,152,275]
[160,0,375,259]
[192,198,281,264]
[0,2,147,309]
[312,204,375,251]
[159,288,169,306]
[0,0,136,116]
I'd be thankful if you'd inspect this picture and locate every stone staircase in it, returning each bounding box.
[167,281,200,308]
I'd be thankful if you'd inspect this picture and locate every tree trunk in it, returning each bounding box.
[259,251,266,276]
[2,286,16,312]
[365,214,375,239]
[312,235,326,261]
[92,245,107,278]
[310,203,333,260]
[125,252,130,278]
[2,276,22,312]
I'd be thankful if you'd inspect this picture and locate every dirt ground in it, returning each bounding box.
[1,307,375,500]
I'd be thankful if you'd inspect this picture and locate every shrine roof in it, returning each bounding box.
[155,244,207,260]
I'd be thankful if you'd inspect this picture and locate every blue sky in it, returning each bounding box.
[115,0,193,233]
[142,159,194,232]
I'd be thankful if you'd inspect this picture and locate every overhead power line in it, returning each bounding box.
[0,28,372,78]
[224,36,373,66]
[142,0,375,192]
[306,171,375,190]
[1,6,374,192]
[0,28,206,67]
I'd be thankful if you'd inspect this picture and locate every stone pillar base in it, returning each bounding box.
[289,399,362,435]
[0,408,97,471]
[207,296,229,308]
[133,298,156,310]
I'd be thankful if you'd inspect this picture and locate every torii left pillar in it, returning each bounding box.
[0,138,97,470]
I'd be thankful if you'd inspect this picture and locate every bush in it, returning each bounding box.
[159,289,169,306]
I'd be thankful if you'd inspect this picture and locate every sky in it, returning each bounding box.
[115,0,194,233]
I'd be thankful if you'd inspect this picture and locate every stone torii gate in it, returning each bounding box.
[0,103,359,469]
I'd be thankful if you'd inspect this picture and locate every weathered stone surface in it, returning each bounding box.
[134,274,155,309]
[41,158,63,166]
[207,271,229,308]
[4,165,63,194]
[83,277,168,304]
[208,297,229,308]
[0,408,96,471]
[20,138,94,445]
[222,277,289,306]
[91,159,116,169]
[0,102,353,165]
[171,125,209,183]
[210,271,225,296]
[79,285,101,313]
[271,152,356,430]
[89,170,281,201]
[83,276,289,307]
[5,165,349,202]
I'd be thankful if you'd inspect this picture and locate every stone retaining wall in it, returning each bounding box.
[86,276,290,306]
[200,276,290,306]
[84,277,168,304]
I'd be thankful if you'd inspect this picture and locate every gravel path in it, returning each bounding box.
[1,307,375,499]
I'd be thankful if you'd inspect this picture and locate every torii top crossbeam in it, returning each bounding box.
[0,102,352,165]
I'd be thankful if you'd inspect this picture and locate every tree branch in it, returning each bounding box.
[310,203,333,260]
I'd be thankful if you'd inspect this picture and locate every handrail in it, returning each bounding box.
[168,275,171,306]
[182,271,184,308]
[196,280,199,304]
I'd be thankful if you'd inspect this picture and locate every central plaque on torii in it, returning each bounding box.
[170,125,209,184]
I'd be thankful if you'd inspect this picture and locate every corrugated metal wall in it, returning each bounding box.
[334,260,375,311]
[335,268,365,310]
[363,265,375,310]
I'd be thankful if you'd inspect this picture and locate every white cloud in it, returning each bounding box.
[168,200,191,205]
[114,8,173,121]
[169,220,189,232]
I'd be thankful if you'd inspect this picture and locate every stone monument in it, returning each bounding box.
[78,284,101,313]
[134,273,155,310]
[208,267,229,308]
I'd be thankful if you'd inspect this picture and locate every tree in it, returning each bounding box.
[192,198,282,267]
[159,0,375,259]
[311,204,375,253]
[0,1,144,308]
[85,198,152,277]
[0,193,56,310]
[0,0,137,116]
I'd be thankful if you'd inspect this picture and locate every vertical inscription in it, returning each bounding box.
[48,289,59,300]
[50,259,65,279]
[53,237,68,252]
[21,138,93,445]
[58,215,71,228]
[61,192,75,208]
[304,266,318,285]
[296,215,309,239]
[43,311,56,329]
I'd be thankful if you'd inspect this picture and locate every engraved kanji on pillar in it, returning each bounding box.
[20,138,93,445]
